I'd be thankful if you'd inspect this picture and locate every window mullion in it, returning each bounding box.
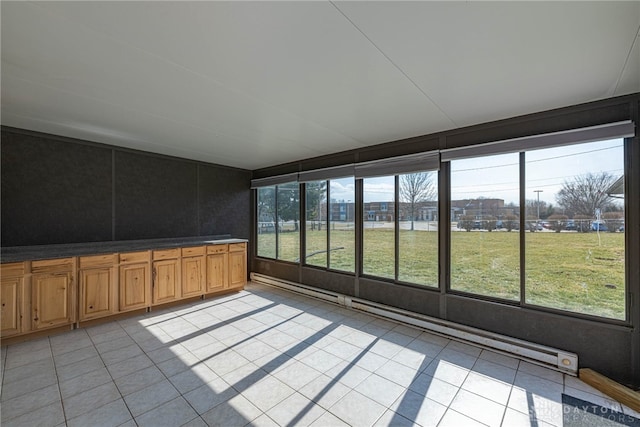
[519,152,526,306]
[326,180,331,270]
[395,175,400,281]
[275,185,279,260]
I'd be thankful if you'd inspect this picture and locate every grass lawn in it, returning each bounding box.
[258,227,625,320]
[526,232,625,319]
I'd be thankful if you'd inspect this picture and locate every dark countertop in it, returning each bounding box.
[1,235,248,263]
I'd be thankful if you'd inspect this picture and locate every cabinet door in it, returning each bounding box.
[1,277,22,336]
[228,251,247,288]
[32,273,73,330]
[182,256,204,298]
[120,263,149,312]
[80,268,115,320]
[153,259,180,305]
[206,252,228,293]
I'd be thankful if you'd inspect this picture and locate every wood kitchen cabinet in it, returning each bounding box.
[1,263,25,337]
[31,258,75,330]
[79,254,117,321]
[181,246,205,298]
[206,244,228,293]
[228,242,247,288]
[1,239,247,341]
[119,251,150,312]
[153,249,180,305]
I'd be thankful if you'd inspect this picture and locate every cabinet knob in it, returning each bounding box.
[89,305,94,309]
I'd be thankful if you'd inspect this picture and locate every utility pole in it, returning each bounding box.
[534,190,543,220]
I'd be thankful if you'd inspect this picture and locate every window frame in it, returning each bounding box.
[301,177,357,274]
[444,137,631,325]
[359,171,441,290]
[252,121,634,325]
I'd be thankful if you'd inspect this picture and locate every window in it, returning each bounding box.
[276,182,300,262]
[305,181,327,267]
[445,123,630,320]
[357,151,440,286]
[450,153,521,300]
[302,176,355,272]
[398,171,439,286]
[329,177,355,272]
[257,186,276,259]
[256,121,631,321]
[256,182,300,262]
[361,171,440,286]
[362,176,395,279]
[525,139,625,320]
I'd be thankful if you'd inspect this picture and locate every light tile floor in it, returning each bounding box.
[1,282,638,427]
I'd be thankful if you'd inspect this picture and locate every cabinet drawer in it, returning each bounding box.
[32,258,73,273]
[207,244,228,254]
[229,243,246,252]
[119,251,149,264]
[0,262,25,277]
[153,248,180,260]
[80,254,115,268]
[182,246,205,257]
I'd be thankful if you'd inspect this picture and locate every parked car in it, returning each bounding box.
[591,221,608,231]
[565,220,577,231]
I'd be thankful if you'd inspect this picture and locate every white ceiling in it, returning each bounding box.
[2,1,639,170]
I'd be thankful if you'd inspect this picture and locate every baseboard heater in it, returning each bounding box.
[250,273,578,375]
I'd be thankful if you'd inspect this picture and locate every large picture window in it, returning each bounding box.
[305,180,327,268]
[329,177,355,272]
[361,171,440,286]
[303,177,355,272]
[257,186,276,259]
[398,172,439,286]
[525,139,625,320]
[450,153,521,300]
[362,175,395,279]
[276,182,300,262]
[255,182,299,262]
[445,127,629,320]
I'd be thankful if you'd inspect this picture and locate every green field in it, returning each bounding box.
[258,227,625,320]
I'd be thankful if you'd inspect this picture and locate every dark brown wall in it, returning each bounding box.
[251,93,640,388]
[1,129,114,245]
[1,127,251,246]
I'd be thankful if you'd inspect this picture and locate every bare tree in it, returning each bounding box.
[556,172,618,217]
[399,172,436,231]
